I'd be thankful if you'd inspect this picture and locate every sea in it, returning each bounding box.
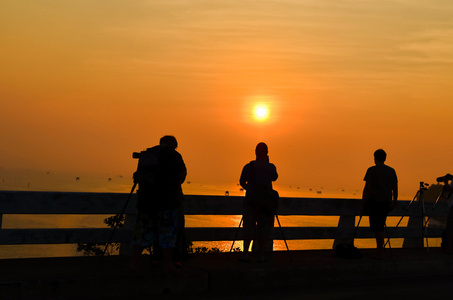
[0,169,442,259]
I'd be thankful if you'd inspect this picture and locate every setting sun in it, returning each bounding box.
[253,104,270,121]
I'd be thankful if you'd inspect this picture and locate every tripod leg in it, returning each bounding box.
[353,215,362,243]
[384,223,393,259]
[100,182,137,261]
[276,215,293,262]
[421,197,429,252]
[385,190,419,249]
[276,215,290,251]
[229,217,243,253]
[383,215,391,248]
[395,191,419,230]
[422,188,444,238]
[417,191,430,252]
[384,223,391,249]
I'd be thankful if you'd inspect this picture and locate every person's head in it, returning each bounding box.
[374,149,387,164]
[160,135,178,150]
[255,142,268,160]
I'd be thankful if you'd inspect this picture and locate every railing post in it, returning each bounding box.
[402,214,424,248]
[333,215,356,248]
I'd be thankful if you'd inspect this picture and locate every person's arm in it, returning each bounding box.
[240,178,247,190]
[239,165,249,190]
[175,152,187,184]
[179,160,187,184]
[178,169,187,184]
[270,164,278,182]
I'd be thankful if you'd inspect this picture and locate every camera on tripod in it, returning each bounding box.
[419,181,429,191]
[436,173,453,183]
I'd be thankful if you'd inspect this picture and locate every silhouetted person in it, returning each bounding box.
[130,135,187,272]
[362,149,398,259]
[438,173,453,254]
[239,142,278,262]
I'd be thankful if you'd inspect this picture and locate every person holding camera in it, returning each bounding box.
[437,173,453,254]
[239,142,278,263]
[129,135,187,272]
[362,149,398,259]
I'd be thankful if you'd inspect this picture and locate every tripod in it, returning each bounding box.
[229,214,291,258]
[384,223,393,258]
[100,182,137,261]
[423,184,450,229]
[385,182,431,251]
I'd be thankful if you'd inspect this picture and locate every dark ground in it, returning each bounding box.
[1,248,452,299]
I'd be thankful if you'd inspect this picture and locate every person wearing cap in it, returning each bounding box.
[239,142,278,262]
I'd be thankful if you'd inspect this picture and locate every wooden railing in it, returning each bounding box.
[0,191,449,256]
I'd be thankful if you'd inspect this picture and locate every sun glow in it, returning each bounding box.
[253,104,270,121]
[243,95,278,125]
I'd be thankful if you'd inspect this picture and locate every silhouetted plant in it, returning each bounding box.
[77,215,241,256]
[76,243,106,256]
[76,214,124,256]
[188,243,241,254]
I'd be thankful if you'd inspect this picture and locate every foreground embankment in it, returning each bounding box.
[1,248,452,300]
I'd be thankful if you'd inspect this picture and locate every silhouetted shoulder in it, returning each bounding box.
[364,164,397,182]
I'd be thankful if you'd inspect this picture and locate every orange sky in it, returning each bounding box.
[1,1,453,198]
